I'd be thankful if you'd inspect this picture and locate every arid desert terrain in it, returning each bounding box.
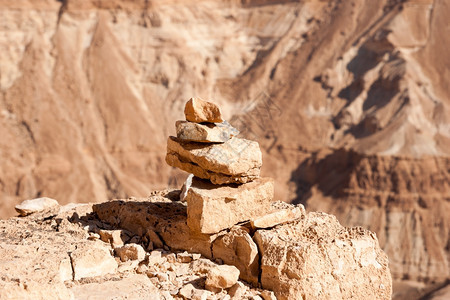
[0,0,449,299]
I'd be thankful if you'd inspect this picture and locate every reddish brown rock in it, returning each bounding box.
[184,97,223,123]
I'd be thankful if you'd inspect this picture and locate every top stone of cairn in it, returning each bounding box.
[185,97,223,123]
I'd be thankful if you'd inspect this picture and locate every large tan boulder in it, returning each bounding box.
[184,97,223,123]
[253,212,392,300]
[186,177,274,234]
[165,136,262,184]
[212,226,259,285]
[176,120,239,143]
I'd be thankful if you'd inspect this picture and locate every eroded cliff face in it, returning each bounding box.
[0,0,449,292]
[291,149,450,284]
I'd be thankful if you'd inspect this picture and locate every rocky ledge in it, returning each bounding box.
[0,191,392,300]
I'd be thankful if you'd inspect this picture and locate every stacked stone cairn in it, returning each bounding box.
[157,98,392,298]
[166,97,276,235]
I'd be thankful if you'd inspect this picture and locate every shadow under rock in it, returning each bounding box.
[68,190,185,237]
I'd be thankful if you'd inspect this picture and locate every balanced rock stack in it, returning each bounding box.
[166,97,275,234]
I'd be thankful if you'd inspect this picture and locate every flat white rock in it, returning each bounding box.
[15,197,59,216]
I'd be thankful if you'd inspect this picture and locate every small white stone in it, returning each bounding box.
[15,197,59,216]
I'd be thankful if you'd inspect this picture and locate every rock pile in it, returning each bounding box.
[166,97,275,235]
[160,98,392,298]
[166,97,263,185]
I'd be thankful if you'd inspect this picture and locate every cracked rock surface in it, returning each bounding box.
[0,199,271,300]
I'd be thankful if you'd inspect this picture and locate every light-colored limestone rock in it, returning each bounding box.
[180,174,194,202]
[176,120,239,143]
[148,250,165,265]
[186,177,274,234]
[118,260,139,272]
[99,229,130,248]
[166,136,262,185]
[70,242,118,280]
[69,274,160,299]
[92,193,392,299]
[251,204,305,229]
[179,283,195,299]
[212,226,259,285]
[0,281,74,300]
[253,212,392,300]
[115,243,146,262]
[59,257,74,282]
[15,197,59,216]
[164,252,177,263]
[184,97,223,123]
[205,265,240,290]
[192,289,211,300]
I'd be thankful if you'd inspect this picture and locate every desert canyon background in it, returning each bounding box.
[0,0,449,298]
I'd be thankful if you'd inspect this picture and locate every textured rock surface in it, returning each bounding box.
[254,212,392,300]
[176,120,239,143]
[1,0,449,295]
[212,226,259,285]
[205,265,240,290]
[166,136,262,184]
[92,191,392,299]
[98,229,130,248]
[14,197,59,216]
[186,177,274,234]
[184,97,223,123]
[71,241,118,280]
[294,149,450,284]
[115,243,146,262]
[93,196,217,258]
[0,199,276,300]
[250,202,305,229]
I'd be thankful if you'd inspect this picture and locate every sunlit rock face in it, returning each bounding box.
[0,0,449,295]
